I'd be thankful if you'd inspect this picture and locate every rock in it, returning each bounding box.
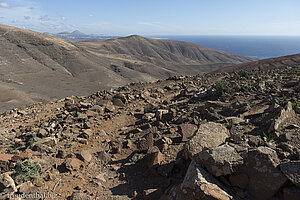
[56,149,66,158]
[0,173,17,195]
[147,146,163,169]
[65,158,82,171]
[156,109,169,121]
[113,94,127,104]
[33,137,57,148]
[76,150,92,163]
[179,160,233,200]
[11,152,32,162]
[185,122,229,159]
[196,144,243,177]
[137,132,153,152]
[79,129,93,139]
[241,146,288,200]
[283,186,300,200]
[110,140,121,154]
[0,154,13,170]
[96,151,111,163]
[179,123,198,142]
[225,117,245,125]
[229,174,248,189]
[69,192,91,200]
[280,161,300,188]
[123,139,134,149]
[104,102,115,112]
[112,98,125,107]
[248,135,264,147]
[89,105,104,114]
[268,101,296,133]
[18,181,34,193]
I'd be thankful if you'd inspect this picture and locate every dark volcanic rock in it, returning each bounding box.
[280,161,300,188]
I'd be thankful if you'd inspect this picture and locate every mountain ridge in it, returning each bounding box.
[0,24,254,111]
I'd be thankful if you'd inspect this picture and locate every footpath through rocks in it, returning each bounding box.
[0,66,299,200]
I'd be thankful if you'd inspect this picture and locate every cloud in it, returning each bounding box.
[39,15,50,21]
[24,16,31,20]
[138,22,162,27]
[0,2,10,8]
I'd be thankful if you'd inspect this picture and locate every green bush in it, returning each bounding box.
[14,160,42,182]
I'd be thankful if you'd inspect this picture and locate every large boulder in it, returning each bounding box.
[241,147,287,200]
[195,144,243,177]
[268,101,296,133]
[185,122,229,159]
[280,161,300,188]
[179,160,233,200]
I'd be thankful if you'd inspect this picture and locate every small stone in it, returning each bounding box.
[65,158,82,171]
[18,181,34,193]
[147,146,164,169]
[123,140,134,149]
[131,190,138,198]
[137,132,153,152]
[179,123,198,142]
[70,192,91,200]
[112,98,125,107]
[0,173,17,195]
[76,150,92,163]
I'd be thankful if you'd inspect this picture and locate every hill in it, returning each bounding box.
[214,53,300,73]
[0,24,256,111]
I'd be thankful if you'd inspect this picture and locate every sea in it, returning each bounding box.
[149,35,300,59]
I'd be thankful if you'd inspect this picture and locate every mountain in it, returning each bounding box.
[0,24,255,111]
[214,53,300,73]
[78,35,257,76]
[48,30,118,42]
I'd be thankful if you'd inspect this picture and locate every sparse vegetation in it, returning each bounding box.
[14,160,42,182]
[215,80,230,96]
[28,137,39,146]
[263,132,277,143]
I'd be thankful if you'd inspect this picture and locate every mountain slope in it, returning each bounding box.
[79,35,257,75]
[214,53,300,73]
[0,24,255,111]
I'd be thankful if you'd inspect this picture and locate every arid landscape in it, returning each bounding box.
[0,24,257,112]
[0,21,299,200]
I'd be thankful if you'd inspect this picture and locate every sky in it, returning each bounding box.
[0,0,300,36]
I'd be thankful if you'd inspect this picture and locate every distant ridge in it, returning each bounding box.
[214,53,300,73]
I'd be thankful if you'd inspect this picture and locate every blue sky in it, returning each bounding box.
[0,0,300,36]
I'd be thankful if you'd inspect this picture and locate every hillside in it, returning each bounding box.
[214,53,300,73]
[79,35,257,76]
[0,66,299,199]
[0,24,256,112]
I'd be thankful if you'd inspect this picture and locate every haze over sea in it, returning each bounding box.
[149,36,300,59]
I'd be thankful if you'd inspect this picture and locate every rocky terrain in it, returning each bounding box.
[0,24,256,112]
[0,65,299,200]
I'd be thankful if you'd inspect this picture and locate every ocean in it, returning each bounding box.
[149,35,300,59]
